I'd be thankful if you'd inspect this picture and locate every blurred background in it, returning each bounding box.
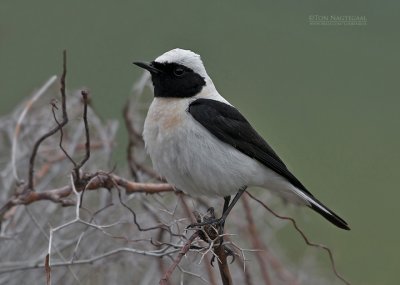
[1,1,399,284]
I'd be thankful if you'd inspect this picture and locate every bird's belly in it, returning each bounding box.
[143,100,259,197]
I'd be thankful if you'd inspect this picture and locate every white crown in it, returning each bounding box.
[155,48,208,78]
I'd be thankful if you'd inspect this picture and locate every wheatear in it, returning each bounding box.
[134,48,349,230]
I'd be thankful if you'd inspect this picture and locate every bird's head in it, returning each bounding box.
[134,48,213,98]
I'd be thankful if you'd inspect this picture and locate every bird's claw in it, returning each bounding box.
[187,207,224,230]
[210,245,236,266]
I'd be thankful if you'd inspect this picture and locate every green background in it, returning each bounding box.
[1,1,399,284]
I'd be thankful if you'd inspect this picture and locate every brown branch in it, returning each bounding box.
[106,174,173,194]
[246,192,351,285]
[178,193,196,224]
[123,99,143,180]
[242,195,299,284]
[242,195,272,285]
[0,173,174,218]
[45,254,50,285]
[73,90,91,179]
[51,101,76,168]
[115,183,183,237]
[28,50,69,191]
[179,194,218,284]
[214,245,233,285]
[159,231,199,285]
[123,99,165,182]
[194,208,233,285]
[156,230,171,285]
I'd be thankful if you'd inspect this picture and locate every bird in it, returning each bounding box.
[133,48,350,231]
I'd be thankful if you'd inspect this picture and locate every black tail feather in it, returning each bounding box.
[309,201,350,230]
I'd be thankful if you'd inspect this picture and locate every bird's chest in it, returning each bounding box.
[142,97,253,197]
[143,98,194,169]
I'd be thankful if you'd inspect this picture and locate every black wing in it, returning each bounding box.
[188,98,311,195]
[188,98,350,230]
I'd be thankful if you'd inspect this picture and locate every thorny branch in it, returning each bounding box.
[159,231,200,285]
[0,51,351,285]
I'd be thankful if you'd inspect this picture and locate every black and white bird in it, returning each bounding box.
[134,48,350,230]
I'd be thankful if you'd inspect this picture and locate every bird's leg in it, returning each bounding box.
[187,186,247,230]
[211,190,245,266]
[220,186,247,225]
[222,196,231,214]
[220,196,231,232]
[188,188,247,266]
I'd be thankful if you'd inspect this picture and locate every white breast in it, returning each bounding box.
[143,96,262,197]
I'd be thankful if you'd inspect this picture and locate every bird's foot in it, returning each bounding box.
[189,208,236,265]
[188,208,225,231]
[210,244,236,266]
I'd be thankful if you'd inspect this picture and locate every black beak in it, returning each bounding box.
[133,61,161,74]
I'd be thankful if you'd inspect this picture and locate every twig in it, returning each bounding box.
[73,90,91,179]
[123,98,165,182]
[112,177,181,236]
[28,50,68,191]
[123,99,142,180]
[179,194,218,284]
[159,231,199,285]
[51,101,76,167]
[45,254,50,285]
[233,250,253,285]
[25,207,81,283]
[242,195,272,285]
[246,192,351,285]
[178,193,196,224]
[12,75,58,183]
[0,247,180,275]
[243,196,299,284]
[156,230,171,285]
[195,205,233,284]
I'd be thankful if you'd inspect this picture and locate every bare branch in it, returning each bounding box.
[213,245,233,285]
[0,173,174,217]
[242,195,272,285]
[45,254,50,285]
[246,192,351,285]
[123,98,142,180]
[12,75,58,183]
[159,231,200,285]
[0,247,181,275]
[51,101,76,167]
[28,50,68,191]
[73,90,91,179]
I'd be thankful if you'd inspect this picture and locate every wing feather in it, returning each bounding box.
[188,98,311,195]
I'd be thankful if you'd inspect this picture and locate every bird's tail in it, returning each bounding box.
[288,185,349,230]
[307,196,350,230]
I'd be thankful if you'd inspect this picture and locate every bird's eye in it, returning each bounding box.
[174,67,185,77]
